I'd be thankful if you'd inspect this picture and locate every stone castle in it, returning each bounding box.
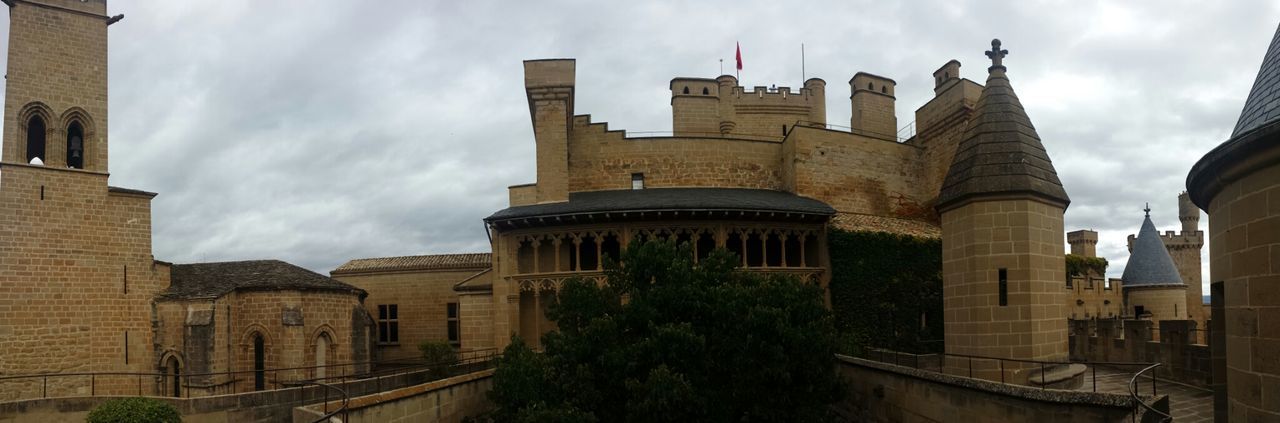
[2,1,1277,421]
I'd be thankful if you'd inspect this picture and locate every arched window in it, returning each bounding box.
[945,71,950,79]
[702,87,709,95]
[66,121,84,169]
[881,86,887,94]
[25,115,45,164]
[867,83,873,90]
[165,356,181,397]
[314,333,331,380]
[682,86,689,94]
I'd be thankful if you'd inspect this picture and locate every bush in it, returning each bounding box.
[86,397,180,423]
[419,340,459,378]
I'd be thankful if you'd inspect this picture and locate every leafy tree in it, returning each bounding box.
[490,240,843,422]
[86,397,181,423]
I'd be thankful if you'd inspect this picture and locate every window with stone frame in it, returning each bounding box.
[447,302,460,347]
[377,304,399,344]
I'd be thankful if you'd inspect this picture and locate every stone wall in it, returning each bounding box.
[831,355,1148,422]
[333,267,485,360]
[1125,286,1190,323]
[785,126,927,218]
[1068,319,1213,388]
[1065,276,1123,319]
[293,368,494,423]
[0,164,164,399]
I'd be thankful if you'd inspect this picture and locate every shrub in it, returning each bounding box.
[85,397,180,423]
[419,340,459,378]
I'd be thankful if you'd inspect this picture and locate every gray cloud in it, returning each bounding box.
[1,1,1274,292]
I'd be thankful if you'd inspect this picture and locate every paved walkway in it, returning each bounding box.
[1075,366,1213,422]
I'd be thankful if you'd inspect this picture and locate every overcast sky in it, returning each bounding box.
[2,1,1276,292]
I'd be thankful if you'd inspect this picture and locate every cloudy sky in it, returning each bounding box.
[2,1,1276,293]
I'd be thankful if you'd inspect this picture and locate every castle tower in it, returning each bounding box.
[523,59,575,203]
[1121,207,1188,322]
[1125,193,1204,327]
[849,72,897,140]
[933,60,962,95]
[936,40,1071,383]
[1186,21,1280,421]
[0,0,167,393]
[670,77,720,136]
[1067,229,1098,257]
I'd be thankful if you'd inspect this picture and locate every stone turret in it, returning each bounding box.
[1067,230,1098,258]
[1121,206,1188,321]
[936,39,1071,383]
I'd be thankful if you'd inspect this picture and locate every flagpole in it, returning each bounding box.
[720,59,724,76]
[801,43,806,82]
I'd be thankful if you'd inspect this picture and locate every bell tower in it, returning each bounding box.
[2,0,120,172]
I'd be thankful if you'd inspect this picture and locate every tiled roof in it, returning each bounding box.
[161,260,365,300]
[332,253,492,274]
[485,188,836,223]
[936,41,1069,211]
[453,268,494,292]
[1233,23,1280,137]
[830,213,941,239]
[1121,213,1184,287]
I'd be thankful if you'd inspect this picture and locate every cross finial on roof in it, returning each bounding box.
[1144,203,1151,217]
[986,39,1008,69]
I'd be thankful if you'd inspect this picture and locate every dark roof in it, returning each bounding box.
[485,188,835,224]
[1188,23,1280,210]
[161,260,365,300]
[332,253,491,274]
[936,50,1070,211]
[1121,213,1184,288]
[1233,23,1280,137]
[830,213,940,239]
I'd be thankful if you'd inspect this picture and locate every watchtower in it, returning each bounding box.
[936,40,1071,383]
[849,72,897,140]
[1067,229,1098,258]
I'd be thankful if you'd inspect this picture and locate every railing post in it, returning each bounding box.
[91,374,95,396]
[968,357,973,378]
[1000,360,1005,384]
[1041,363,1046,389]
[42,376,46,398]
[138,374,142,396]
[1152,371,1157,396]
[1092,365,1097,392]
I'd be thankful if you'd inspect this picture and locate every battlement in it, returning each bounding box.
[670,74,826,137]
[1067,229,1099,257]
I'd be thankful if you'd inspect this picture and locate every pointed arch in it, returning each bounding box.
[157,350,185,397]
[308,325,338,380]
[59,107,96,169]
[17,102,55,165]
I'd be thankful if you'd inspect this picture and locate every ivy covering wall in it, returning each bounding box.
[828,229,943,353]
[1065,254,1109,278]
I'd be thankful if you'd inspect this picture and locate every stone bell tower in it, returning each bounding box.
[0,0,167,386]
[935,39,1072,383]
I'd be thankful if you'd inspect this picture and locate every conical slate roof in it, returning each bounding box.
[1121,211,1184,287]
[1232,23,1280,137]
[936,40,1070,211]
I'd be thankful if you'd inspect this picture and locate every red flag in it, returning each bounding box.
[735,42,743,71]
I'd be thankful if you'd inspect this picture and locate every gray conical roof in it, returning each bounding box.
[1121,212,1184,287]
[1232,23,1280,137]
[936,40,1070,211]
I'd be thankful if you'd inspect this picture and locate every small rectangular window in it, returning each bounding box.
[447,303,461,347]
[378,304,399,344]
[998,268,1008,307]
[631,173,644,190]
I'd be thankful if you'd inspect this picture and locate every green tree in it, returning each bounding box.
[85,397,181,423]
[489,240,843,422]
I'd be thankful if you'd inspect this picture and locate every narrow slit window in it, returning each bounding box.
[998,268,1008,306]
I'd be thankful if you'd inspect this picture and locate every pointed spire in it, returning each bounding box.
[1232,23,1280,137]
[935,39,1070,212]
[1122,211,1185,287]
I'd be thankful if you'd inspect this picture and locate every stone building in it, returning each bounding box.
[1120,208,1189,324]
[934,40,1071,382]
[1065,230,1124,320]
[331,254,491,361]
[1125,192,1204,329]
[152,261,371,396]
[0,0,375,398]
[1186,21,1280,422]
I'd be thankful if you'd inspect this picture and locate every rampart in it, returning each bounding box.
[1068,319,1213,388]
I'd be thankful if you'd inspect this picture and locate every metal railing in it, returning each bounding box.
[623,130,784,142]
[0,348,499,402]
[793,121,904,142]
[1129,363,1172,423]
[859,348,1159,393]
[301,381,349,423]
